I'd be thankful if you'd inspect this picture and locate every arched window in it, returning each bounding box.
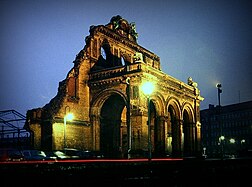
[121,57,126,66]
[101,47,106,60]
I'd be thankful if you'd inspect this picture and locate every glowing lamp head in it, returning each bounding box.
[142,81,155,96]
[216,83,222,93]
[65,113,74,121]
[216,83,222,89]
[230,138,235,144]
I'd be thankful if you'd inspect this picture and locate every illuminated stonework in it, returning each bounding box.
[25,15,204,158]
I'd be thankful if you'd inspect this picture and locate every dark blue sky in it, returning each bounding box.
[1,0,252,116]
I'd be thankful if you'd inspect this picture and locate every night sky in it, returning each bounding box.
[1,0,252,116]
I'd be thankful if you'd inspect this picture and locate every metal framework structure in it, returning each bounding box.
[0,110,29,147]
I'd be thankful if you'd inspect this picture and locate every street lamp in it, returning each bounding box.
[241,139,246,150]
[141,81,155,162]
[219,135,225,159]
[125,77,132,159]
[216,83,223,158]
[216,83,222,107]
[64,111,74,150]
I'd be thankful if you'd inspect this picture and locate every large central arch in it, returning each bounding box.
[100,93,126,158]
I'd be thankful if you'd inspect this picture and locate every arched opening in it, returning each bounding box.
[100,94,127,158]
[168,105,181,157]
[121,57,126,66]
[101,47,107,60]
[91,40,112,71]
[183,109,194,157]
[151,100,165,157]
[149,100,159,156]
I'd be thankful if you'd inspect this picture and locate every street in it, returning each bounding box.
[1,157,251,186]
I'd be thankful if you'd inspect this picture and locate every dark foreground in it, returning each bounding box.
[1,157,251,186]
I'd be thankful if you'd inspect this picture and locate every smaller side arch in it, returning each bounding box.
[166,97,183,157]
[182,103,195,157]
[182,102,195,123]
[150,93,166,157]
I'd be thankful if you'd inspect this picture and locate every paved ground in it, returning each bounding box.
[1,157,251,186]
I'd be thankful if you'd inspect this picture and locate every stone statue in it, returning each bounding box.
[130,22,138,40]
[110,15,122,30]
[188,77,198,88]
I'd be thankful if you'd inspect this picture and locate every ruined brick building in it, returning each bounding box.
[25,15,204,158]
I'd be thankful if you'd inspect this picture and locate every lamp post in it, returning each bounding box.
[126,77,132,159]
[216,83,223,158]
[141,81,155,162]
[241,139,246,152]
[219,135,225,158]
[64,108,74,150]
[229,138,236,156]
